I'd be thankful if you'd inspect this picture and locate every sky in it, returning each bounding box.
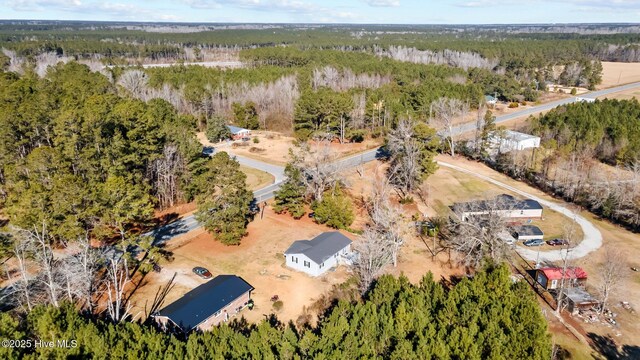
[1,0,640,24]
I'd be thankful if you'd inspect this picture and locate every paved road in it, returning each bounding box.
[147,147,385,244]
[451,81,640,135]
[437,161,603,262]
[148,81,640,245]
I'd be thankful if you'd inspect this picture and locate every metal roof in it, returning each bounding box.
[538,267,588,281]
[503,130,540,142]
[454,194,543,212]
[516,225,544,236]
[284,232,352,264]
[226,125,250,135]
[157,275,253,332]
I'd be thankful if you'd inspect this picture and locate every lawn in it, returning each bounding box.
[240,165,274,190]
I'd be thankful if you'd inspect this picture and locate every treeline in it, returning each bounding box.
[0,265,552,359]
[531,99,640,166]
[137,49,483,137]
[0,62,207,243]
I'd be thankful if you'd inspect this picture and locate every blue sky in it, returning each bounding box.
[1,0,639,24]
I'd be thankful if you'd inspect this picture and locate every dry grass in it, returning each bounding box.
[240,165,275,190]
[598,62,640,89]
[433,155,640,351]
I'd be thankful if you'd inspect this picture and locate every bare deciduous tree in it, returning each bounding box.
[432,97,466,157]
[597,247,627,315]
[386,118,421,196]
[352,228,392,294]
[446,195,515,268]
[292,142,343,202]
[105,257,133,323]
[8,239,34,311]
[147,144,185,209]
[367,177,407,267]
[118,69,149,99]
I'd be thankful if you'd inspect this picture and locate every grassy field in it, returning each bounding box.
[240,165,274,190]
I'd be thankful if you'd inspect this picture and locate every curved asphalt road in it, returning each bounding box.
[438,161,603,262]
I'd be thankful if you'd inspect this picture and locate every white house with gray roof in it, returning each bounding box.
[284,232,352,277]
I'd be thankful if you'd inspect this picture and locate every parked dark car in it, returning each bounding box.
[547,238,568,246]
[192,266,212,279]
[523,239,545,247]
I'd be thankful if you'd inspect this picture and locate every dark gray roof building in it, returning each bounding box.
[156,275,253,332]
[284,232,352,264]
[516,225,544,237]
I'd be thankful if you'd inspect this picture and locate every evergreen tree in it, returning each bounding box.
[205,116,232,143]
[273,163,306,219]
[195,152,253,245]
[312,185,355,229]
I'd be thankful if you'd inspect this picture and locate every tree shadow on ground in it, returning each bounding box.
[587,332,640,359]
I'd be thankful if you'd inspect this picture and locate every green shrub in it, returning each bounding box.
[312,187,355,229]
[252,137,260,144]
[272,300,284,311]
[508,102,519,108]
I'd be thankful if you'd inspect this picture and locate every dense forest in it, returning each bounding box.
[0,265,552,360]
[0,62,211,243]
[532,99,640,166]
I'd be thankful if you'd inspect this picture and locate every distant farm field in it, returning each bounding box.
[599,61,640,89]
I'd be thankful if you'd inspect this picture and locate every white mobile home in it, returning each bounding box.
[284,232,352,277]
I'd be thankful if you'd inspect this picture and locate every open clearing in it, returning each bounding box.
[130,207,353,324]
[599,61,640,89]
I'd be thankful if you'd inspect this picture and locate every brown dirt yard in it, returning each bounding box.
[132,160,464,326]
[599,61,640,89]
[198,131,382,166]
[129,207,354,325]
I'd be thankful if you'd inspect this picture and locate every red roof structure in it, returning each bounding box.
[539,267,588,281]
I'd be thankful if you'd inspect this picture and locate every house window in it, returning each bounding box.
[304,261,310,268]
[291,256,298,263]
[214,310,221,317]
[520,210,524,215]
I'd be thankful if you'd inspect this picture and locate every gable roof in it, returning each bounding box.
[284,232,352,264]
[226,125,250,135]
[157,275,253,332]
[516,225,544,236]
[454,194,543,213]
[539,267,588,281]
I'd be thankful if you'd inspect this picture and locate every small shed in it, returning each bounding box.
[536,267,588,291]
[227,125,251,140]
[485,95,497,106]
[565,287,599,315]
[515,225,544,241]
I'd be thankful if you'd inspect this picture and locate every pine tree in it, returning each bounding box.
[273,164,306,218]
[195,152,253,245]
